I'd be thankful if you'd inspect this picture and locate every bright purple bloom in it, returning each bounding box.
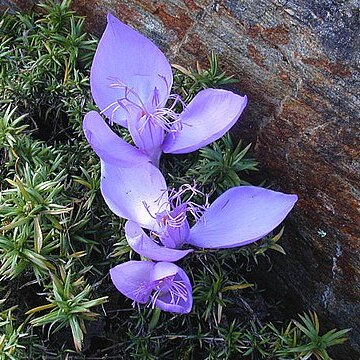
[83,111,149,167]
[86,14,248,165]
[101,161,298,261]
[110,261,192,314]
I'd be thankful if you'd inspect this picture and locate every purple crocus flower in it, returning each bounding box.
[110,260,192,314]
[100,161,298,261]
[85,14,248,165]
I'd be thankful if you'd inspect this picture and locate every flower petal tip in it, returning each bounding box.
[83,111,149,167]
[163,88,248,154]
[188,186,298,249]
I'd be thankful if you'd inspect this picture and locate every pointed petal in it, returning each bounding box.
[101,161,168,230]
[150,261,179,282]
[83,111,149,166]
[111,261,193,313]
[163,89,247,154]
[188,186,298,248]
[110,261,155,303]
[91,14,172,125]
[165,204,190,247]
[127,115,164,166]
[155,204,190,248]
[125,221,193,262]
[152,263,193,314]
[156,232,177,249]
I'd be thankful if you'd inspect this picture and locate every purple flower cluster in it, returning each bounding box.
[84,14,298,314]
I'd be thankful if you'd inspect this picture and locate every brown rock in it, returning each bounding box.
[2,0,359,357]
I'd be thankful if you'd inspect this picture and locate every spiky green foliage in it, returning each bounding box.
[0,106,28,151]
[283,312,350,359]
[0,1,349,358]
[0,299,27,360]
[173,52,238,103]
[0,2,107,354]
[27,264,108,352]
[188,133,259,193]
[0,0,96,136]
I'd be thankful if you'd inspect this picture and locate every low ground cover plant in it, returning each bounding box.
[0,1,349,358]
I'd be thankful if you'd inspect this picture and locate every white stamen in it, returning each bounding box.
[149,275,188,308]
[105,76,185,134]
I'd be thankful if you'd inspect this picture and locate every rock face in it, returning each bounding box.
[2,0,360,356]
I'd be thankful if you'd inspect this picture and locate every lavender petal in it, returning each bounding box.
[125,221,193,262]
[127,114,164,166]
[151,262,193,314]
[162,89,247,154]
[83,111,149,166]
[110,261,155,303]
[188,186,298,248]
[101,161,168,230]
[91,14,172,125]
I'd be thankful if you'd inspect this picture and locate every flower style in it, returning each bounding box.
[100,161,298,262]
[110,261,192,314]
[85,14,248,165]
